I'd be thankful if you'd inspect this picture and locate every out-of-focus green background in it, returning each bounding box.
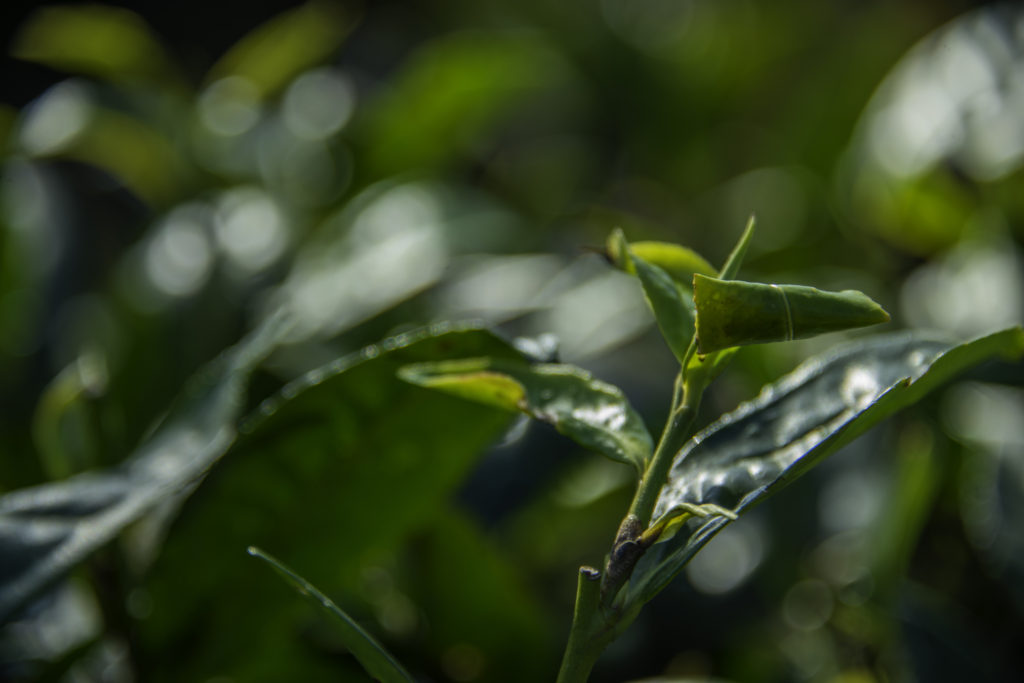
[2,1,1023,681]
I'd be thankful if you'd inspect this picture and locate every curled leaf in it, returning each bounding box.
[694,274,890,354]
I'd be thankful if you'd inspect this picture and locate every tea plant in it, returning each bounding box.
[4,216,1017,681]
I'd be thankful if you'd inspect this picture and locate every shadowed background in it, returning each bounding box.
[1,1,1023,681]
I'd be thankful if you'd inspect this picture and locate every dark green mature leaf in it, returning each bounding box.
[607,229,695,365]
[399,357,653,469]
[137,325,527,681]
[693,275,891,353]
[0,314,288,623]
[0,320,521,635]
[625,327,1024,607]
[248,547,415,683]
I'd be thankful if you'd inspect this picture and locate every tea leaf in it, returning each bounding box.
[606,235,716,285]
[608,229,696,365]
[0,314,288,623]
[693,275,890,353]
[626,327,1024,607]
[400,357,653,469]
[248,547,415,683]
[0,321,518,625]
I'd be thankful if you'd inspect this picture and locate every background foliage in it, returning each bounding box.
[2,1,1023,681]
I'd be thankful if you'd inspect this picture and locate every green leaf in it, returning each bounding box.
[608,229,696,365]
[678,215,757,383]
[399,357,653,469]
[400,509,557,679]
[248,547,415,683]
[0,313,288,623]
[206,2,354,98]
[717,214,756,281]
[46,106,186,204]
[693,274,890,354]
[11,5,182,86]
[625,327,1024,608]
[0,320,518,632]
[605,234,716,285]
[360,33,566,175]
[137,324,525,680]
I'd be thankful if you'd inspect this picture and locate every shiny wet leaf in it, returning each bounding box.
[626,327,1024,607]
[399,357,653,469]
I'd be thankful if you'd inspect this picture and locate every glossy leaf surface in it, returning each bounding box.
[626,327,1024,607]
[399,357,653,469]
[248,547,415,683]
[0,321,520,630]
[694,274,890,353]
[0,315,287,623]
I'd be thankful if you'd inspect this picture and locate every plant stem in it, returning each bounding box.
[627,381,700,527]
[556,567,609,683]
[558,356,706,682]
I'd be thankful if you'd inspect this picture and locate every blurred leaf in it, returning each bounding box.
[31,352,107,479]
[361,33,567,175]
[625,327,1024,608]
[401,509,556,680]
[25,104,187,204]
[608,229,695,365]
[11,5,181,86]
[248,546,415,683]
[693,274,890,354]
[399,356,652,469]
[867,426,940,591]
[0,314,287,623]
[206,2,354,99]
[137,325,525,680]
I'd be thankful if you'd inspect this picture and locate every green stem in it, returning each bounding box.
[627,381,700,527]
[557,343,708,682]
[556,567,610,683]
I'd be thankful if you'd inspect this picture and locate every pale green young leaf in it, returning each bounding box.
[400,357,653,469]
[605,234,716,285]
[608,229,695,365]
